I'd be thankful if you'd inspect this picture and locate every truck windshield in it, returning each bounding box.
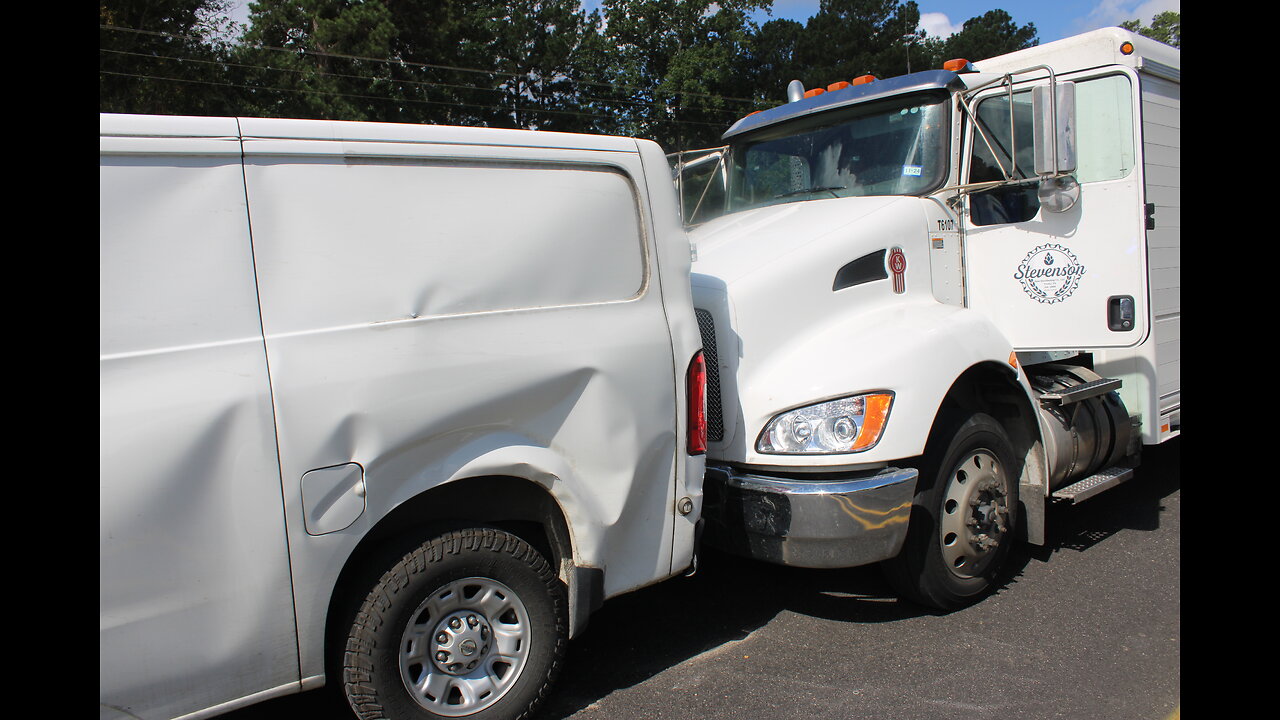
[726,91,950,213]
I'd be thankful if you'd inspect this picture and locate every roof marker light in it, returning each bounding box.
[851,74,877,86]
[803,88,826,98]
[826,81,850,92]
[1120,41,1135,55]
[943,58,975,72]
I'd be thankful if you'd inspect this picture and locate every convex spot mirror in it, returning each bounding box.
[1037,174,1080,213]
[1032,81,1076,175]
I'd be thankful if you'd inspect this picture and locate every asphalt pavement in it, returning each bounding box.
[227,436,1180,720]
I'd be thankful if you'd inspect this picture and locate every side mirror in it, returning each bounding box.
[1032,81,1076,175]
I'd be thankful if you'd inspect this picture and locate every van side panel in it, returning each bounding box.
[99,133,299,718]
[241,140,679,680]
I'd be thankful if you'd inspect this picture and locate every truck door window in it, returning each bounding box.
[1073,74,1135,183]
[967,88,1040,226]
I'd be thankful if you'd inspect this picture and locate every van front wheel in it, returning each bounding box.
[883,413,1018,610]
[343,529,567,720]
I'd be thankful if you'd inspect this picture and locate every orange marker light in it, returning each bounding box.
[942,58,971,72]
[850,394,894,451]
[1120,41,1135,55]
[827,80,850,92]
[851,74,877,86]
[804,87,826,98]
[1008,352,1019,369]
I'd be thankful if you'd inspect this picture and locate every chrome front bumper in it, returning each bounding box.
[702,463,918,569]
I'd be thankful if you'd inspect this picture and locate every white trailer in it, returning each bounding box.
[679,28,1179,609]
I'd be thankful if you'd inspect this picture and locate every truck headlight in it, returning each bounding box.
[757,392,894,454]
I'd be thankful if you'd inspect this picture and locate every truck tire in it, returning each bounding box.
[343,528,567,720]
[883,412,1018,610]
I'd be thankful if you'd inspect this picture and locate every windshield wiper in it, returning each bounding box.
[774,185,846,199]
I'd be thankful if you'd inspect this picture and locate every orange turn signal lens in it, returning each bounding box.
[850,394,893,451]
[942,58,971,72]
[851,74,877,86]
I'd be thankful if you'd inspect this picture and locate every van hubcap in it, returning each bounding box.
[399,577,531,716]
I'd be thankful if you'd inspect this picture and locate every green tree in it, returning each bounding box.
[595,0,770,149]
[740,18,805,101]
[793,0,923,88]
[1120,11,1179,48]
[468,0,599,131]
[100,0,242,115]
[236,0,396,120]
[935,9,1038,66]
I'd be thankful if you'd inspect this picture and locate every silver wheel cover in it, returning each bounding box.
[399,577,532,716]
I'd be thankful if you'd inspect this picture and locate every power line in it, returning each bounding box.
[101,23,771,108]
[99,69,737,129]
[99,47,757,118]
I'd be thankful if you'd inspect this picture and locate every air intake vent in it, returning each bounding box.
[694,309,724,442]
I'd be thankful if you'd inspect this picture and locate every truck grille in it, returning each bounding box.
[695,309,724,442]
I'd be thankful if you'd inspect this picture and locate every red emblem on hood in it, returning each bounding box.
[888,247,906,294]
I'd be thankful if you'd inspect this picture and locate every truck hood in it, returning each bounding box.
[689,196,910,284]
[688,195,938,467]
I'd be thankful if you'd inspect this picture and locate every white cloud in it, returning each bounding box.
[1075,0,1180,35]
[918,12,963,40]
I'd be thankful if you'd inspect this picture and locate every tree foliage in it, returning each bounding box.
[100,0,243,114]
[100,1,1046,151]
[1120,11,1179,48]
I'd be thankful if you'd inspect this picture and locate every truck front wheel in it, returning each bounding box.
[342,528,567,720]
[883,413,1019,610]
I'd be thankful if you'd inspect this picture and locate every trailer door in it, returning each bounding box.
[960,69,1149,350]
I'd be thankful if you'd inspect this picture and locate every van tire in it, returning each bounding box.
[882,412,1018,611]
[342,528,567,720]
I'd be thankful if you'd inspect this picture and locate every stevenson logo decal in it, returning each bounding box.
[1013,243,1085,304]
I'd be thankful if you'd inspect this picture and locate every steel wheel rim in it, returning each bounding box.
[399,576,532,716]
[939,449,1010,579]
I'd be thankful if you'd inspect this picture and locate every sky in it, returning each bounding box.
[758,0,1180,42]
[219,1,1180,45]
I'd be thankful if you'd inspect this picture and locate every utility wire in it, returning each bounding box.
[100,47,757,118]
[99,69,737,129]
[102,24,771,108]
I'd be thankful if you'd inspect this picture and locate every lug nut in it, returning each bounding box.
[449,618,463,630]
[436,632,449,644]
[436,651,449,662]
[467,615,478,627]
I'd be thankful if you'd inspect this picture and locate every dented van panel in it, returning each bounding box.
[100,114,704,720]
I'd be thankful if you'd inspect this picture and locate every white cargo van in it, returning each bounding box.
[100,114,706,720]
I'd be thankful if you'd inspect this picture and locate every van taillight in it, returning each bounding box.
[687,351,707,455]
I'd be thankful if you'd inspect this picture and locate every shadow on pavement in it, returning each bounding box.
[225,438,1180,719]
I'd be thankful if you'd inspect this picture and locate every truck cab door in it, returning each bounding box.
[960,69,1149,350]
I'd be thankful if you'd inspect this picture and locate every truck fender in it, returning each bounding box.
[733,302,1050,543]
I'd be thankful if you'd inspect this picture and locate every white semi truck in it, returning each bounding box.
[677,28,1179,609]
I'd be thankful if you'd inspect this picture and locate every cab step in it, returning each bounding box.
[1051,466,1135,504]
[1038,377,1122,406]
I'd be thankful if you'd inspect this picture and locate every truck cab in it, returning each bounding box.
[678,28,1179,609]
